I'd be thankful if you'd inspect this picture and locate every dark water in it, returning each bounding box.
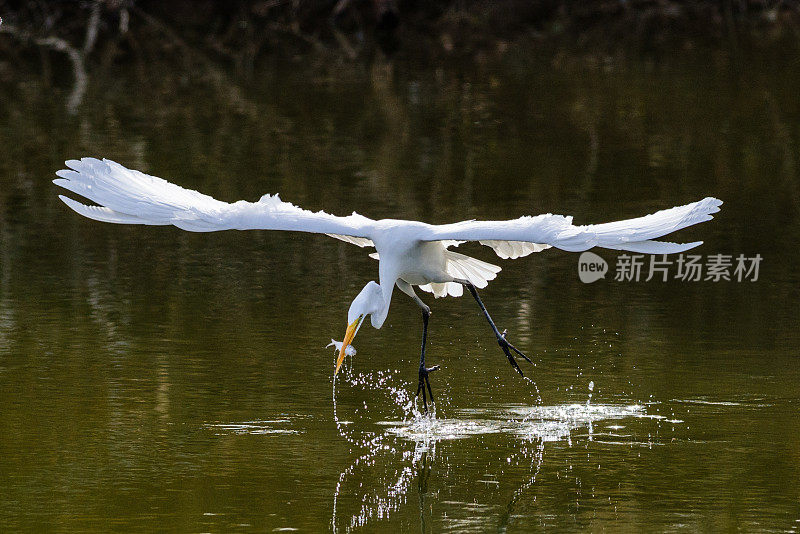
[1,45,799,532]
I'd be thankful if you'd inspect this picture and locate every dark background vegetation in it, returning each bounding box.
[2,1,800,71]
[2,0,800,120]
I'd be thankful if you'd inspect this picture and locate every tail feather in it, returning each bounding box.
[419,249,502,298]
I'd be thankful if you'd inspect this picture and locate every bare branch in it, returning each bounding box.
[0,23,87,114]
[83,0,102,55]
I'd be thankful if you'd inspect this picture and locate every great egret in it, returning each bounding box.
[55,158,722,409]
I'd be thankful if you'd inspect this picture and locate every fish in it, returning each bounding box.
[326,339,356,357]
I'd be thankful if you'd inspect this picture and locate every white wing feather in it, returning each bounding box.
[325,234,375,247]
[55,158,721,258]
[478,240,551,259]
[421,198,722,255]
[54,158,375,239]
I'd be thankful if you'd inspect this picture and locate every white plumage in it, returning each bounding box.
[55,157,722,386]
[54,157,722,307]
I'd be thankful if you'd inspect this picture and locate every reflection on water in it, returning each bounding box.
[331,366,548,533]
[205,419,303,436]
[327,365,733,532]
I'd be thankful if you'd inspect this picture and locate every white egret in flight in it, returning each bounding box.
[55,158,722,410]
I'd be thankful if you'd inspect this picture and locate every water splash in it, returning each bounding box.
[380,403,654,444]
[333,366,417,449]
[328,363,688,532]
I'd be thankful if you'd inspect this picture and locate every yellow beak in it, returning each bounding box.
[335,316,362,375]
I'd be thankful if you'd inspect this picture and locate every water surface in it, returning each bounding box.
[1,46,799,531]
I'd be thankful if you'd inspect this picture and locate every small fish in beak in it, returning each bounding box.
[334,315,363,375]
[326,339,357,357]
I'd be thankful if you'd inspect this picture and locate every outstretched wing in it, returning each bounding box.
[54,158,376,241]
[420,197,722,255]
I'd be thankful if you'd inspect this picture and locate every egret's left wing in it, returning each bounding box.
[54,158,376,241]
[325,234,374,247]
[420,197,722,255]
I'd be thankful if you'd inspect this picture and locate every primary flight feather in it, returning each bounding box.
[55,158,722,410]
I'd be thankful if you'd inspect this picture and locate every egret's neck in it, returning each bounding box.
[373,267,397,329]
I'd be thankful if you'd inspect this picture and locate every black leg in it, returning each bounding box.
[459,280,533,377]
[415,309,439,412]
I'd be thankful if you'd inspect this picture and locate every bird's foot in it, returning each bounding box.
[415,363,440,413]
[497,329,532,377]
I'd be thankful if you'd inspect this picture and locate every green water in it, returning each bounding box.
[1,46,799,532]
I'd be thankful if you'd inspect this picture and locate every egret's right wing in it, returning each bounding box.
[421,197,722,255]
[54,158,376,241]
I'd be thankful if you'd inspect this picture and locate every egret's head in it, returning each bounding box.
[336,281,385,374]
